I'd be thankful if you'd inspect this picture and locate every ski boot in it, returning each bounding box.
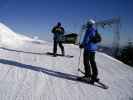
[77,75,90,82]
[53,53,57,57]
[62,50,65,56]
[90,77,100,84]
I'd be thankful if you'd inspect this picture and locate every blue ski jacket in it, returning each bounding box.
[82,27,97,52]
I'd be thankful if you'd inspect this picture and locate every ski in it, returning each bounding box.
[45,52,74,58]
[78,68,109,89]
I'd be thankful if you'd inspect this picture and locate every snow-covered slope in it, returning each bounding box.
[0,23,133,100]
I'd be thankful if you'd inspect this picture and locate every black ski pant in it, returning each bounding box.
[53,40,64,55]
[83,50,98,80]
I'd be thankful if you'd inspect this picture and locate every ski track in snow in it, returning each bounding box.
[0,41,133,100]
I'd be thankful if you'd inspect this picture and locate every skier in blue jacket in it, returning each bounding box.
[79,19,99,84]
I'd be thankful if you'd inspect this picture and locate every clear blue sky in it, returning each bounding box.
[0,0,133,46]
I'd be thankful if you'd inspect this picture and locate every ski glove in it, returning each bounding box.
[79,44,84,48]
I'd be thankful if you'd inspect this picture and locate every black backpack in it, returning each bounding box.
[90,30,102,43]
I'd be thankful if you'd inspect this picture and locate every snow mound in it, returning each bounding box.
[0,22,40,48]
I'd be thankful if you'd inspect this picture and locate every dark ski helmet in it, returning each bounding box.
[57,22,61,26]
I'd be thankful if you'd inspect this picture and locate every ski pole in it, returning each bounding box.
[77,48,82,71]
[77,24,86,71]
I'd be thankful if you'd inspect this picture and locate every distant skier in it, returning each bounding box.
[79,19,101,84]
[51,22,65,57]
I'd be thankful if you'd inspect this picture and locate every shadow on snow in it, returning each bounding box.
[0,58,106,89]
[0,47,44,55]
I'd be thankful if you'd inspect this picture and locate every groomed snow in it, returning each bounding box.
[0,23,133,100]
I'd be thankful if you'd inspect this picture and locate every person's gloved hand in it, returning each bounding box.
[79,44,84,48]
